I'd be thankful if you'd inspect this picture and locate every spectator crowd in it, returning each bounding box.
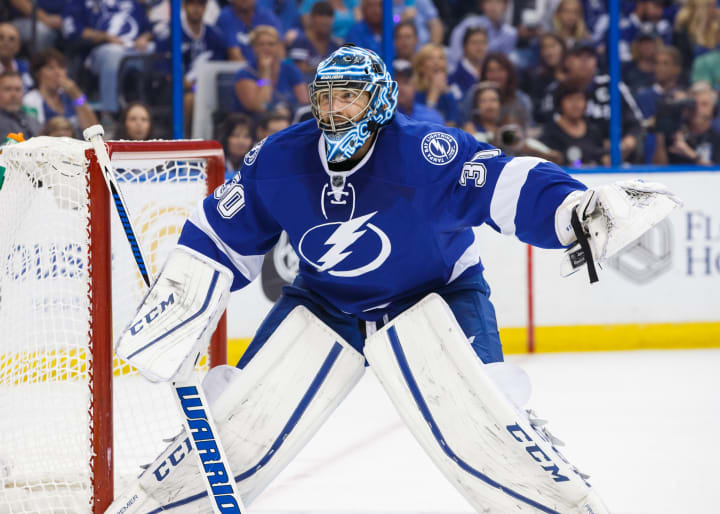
[2,0,720,173]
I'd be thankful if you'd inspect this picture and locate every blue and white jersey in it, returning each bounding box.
[62,0,151,43]
[155,20,227,76]
[0,59,33,92]
[178,113,585,320]
[215,5,282,52]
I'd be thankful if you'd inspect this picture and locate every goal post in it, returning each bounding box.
[0,137,227,513]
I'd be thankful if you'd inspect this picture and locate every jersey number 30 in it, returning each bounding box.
[459,162,487,188]
[215,183,245,218]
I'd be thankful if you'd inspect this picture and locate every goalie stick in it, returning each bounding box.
[83,125,246,514]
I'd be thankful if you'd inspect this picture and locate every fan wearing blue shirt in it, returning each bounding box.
[345,0,382,54]
[216,0,283,63]
[9,0,64,51]
[257,0,302,38]
[156,0,228,77]
[156,0,228,135]
[233,25,309,117]
[394,59,444,124]
[299,0,358,40]
[0,24,33,92]
[288,1,342,82]
[449,26,487,104]
[412,43,460,126]
[61,0,153,114]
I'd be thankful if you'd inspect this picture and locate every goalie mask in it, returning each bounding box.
[310,45,398,163]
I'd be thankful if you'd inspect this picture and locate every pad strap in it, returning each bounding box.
[570,209,598,284]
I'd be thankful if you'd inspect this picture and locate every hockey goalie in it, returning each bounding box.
[108,45,681,513]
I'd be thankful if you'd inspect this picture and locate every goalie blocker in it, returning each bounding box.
[115,247,234,383]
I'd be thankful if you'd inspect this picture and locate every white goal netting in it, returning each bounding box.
[0,136,224,513]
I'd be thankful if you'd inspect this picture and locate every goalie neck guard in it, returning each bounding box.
[309,44,398,163]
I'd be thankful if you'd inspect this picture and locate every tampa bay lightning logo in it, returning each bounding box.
[244,137,266,166]
[421,132,458,165]
[298,212,391,277]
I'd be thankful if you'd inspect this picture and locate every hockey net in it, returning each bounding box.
[0,137,227,513]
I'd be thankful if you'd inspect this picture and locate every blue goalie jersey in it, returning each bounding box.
[178,113,586,320]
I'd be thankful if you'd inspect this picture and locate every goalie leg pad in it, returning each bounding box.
[365,293,609,514]
[110,305,365,512]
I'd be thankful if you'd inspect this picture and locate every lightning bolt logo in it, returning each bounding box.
[429,138,448,158]
[421,132,458,165]
[317,212,377,271]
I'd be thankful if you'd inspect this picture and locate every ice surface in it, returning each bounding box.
[248,349,720,514]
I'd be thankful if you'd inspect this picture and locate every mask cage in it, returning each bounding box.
[309,80,380,133]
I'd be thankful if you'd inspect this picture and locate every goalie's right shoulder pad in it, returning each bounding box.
[115,247,233,382]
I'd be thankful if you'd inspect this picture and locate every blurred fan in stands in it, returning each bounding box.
[216,112,255,178]
[449,27,488,106]
[0,70,41,139]
[288,1,342,82]
[462,81,501,143]
[61,0,153,117]
[653,81,720,165]
[393,20,418,62]
[480,52,532,128]
[411,43,459,126]
[0,23,32,91]
[395,58,444,124]
[23,49,98,137]
[540,82,608,166]
[116,102,154,141]
[233,25,308,118]
[9,0,64,51]
[216,0,283,62]
[42,115,74,137]
[522,32,567,123]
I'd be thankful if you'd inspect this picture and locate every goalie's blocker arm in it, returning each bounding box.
[115,247,233,382]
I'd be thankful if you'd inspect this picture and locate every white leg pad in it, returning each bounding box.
[108,305,365,512]
[365,294,609,514]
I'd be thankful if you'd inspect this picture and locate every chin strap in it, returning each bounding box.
[570,209,598,284]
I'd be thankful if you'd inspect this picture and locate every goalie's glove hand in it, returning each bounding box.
[556,180,682,282]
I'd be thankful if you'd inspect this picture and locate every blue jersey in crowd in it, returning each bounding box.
[344,21,381,55]
[10,0,64,17]
[414,90,460,125]
[216,5,282,56]
[299,0,358,40]
[155,20,227,75]
[233,60,305,114]
[257,0,301,35]
[288,33,342,80]
[177,113,585,321]
[0,59,33,92]
[62,0,151,43]
[449,59,478,102]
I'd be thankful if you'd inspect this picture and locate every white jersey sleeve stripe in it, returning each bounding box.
[489,157,545,235]
[447,229,481,284]
[188,200,264,282]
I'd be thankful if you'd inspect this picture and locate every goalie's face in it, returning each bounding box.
[312,82,371,133]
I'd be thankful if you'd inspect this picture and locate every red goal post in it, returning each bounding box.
[0,138,227,513]
[88,140,227,511]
